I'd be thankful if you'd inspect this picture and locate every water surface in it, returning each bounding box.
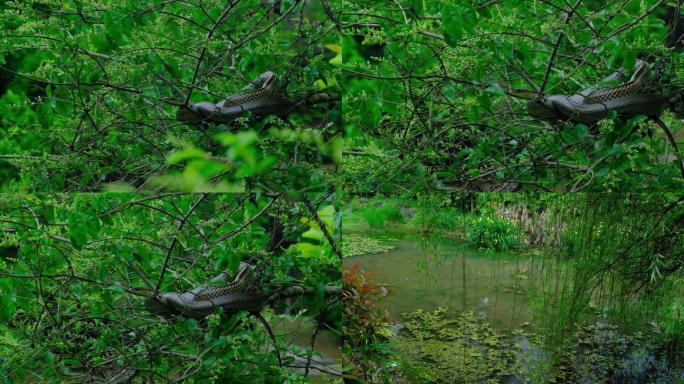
[344,231,560,330]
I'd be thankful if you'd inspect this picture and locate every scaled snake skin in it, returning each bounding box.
[176,71,294,124]
[527,60,669,123]
[145,262,266,319]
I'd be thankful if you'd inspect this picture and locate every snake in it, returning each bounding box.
[145,262,267,319]
[527,60,669,123]
[176,71,295,124]
[102,368,137,384]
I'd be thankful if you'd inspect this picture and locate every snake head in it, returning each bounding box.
[235,262,252,282]
[251,71,277,91]
[629,59,650,84]
[144,293,173,314]
[526,96,559,120]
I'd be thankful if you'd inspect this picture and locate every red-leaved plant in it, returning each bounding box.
[342,263,391,348]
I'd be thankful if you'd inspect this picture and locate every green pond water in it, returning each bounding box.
[343,230,562,330]
[343,229,684,383]
[275,318,341,362]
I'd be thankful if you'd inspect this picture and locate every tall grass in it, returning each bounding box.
[405,194,464,234]
[530,194,684,367]
[465,214,520,251]
[358,199,403,228]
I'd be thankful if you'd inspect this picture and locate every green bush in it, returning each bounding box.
[466,214,519,252]
[407,206,463,233]
[359,199,403,228]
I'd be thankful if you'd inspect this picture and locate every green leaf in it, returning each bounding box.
[295,243,324,258]
[147,53,164,73]
[325,44,342,66]
[185,318,198,330]
[167,147,208,164]
[485,85,506,96]
[441,4,463,46]
[302,228,324,242]
[359,101,381,130]
[68,212,87,250]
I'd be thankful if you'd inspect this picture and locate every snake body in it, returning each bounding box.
[528,60,668,123]
[176,71,294,124]
[184,97,294,124]
[216,71,277,108]
[146,262,267,318]
[102,368,137,384]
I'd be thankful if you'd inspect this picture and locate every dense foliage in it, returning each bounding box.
[0,0,341,192]
[543,194,684,346]
[343,0,684,192]
[3,0,684,383]
[345,194,522,251]
[0,193,342,383]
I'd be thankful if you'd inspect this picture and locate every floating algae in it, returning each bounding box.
[342,234,395,257]
[394,307,518,383]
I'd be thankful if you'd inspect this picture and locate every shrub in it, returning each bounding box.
[407,206,463,233]
[466,214,519,251]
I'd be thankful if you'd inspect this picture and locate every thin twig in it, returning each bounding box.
[654,117,684,179]
[252,312,282,368]
[539,0,582,94]
[304,299,332,377]
[183,1,238,105]
[301,195,341,260]
[155,194,208,291]
[207,194,282,247]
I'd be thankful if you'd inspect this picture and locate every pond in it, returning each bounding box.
[273,318,342,380]
[343,228,684,383]
[343,230,561,330]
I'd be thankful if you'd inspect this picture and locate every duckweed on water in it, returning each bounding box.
[392,307,683,384]
[550,323,684,383]
[342,234,395,257]
[394,307,518,383]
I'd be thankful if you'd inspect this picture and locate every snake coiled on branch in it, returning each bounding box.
[527,60,670,123]
[145,262,267,318]
[144,262,343,319]
[175,71,338,124]
[176,71,293,124]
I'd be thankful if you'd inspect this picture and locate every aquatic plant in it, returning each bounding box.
[551,323,684,384]
[341,234,395,257]
[394,308,683,384]
[466,214,520,252]
[395,307,516,383]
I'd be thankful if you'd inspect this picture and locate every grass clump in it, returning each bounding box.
[466,214,520,252]
[358,199,404,228]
